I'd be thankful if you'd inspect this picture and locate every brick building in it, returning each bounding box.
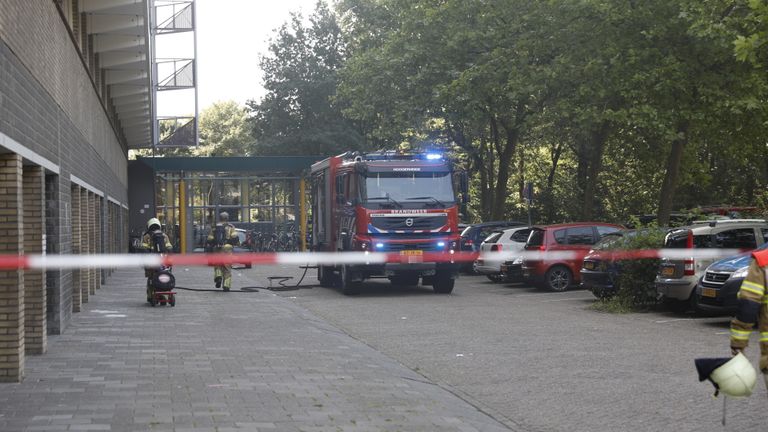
[0,1,152,381]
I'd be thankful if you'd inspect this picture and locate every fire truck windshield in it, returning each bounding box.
[363,171,455,208]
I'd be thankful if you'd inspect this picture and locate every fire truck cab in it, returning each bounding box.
[310,150,466,295]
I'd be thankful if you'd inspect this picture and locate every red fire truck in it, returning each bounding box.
[310,150,467,295]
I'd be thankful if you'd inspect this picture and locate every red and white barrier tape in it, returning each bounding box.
[0,248,750,270]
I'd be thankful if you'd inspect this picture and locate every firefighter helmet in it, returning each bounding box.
[147,217,162,231]
[696,352,757,397]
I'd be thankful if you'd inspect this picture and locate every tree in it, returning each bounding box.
[196,100,251,157]
[247,1,364,156]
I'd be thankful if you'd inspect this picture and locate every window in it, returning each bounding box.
[565,227,595,245]
[510,229,532,242]
[484,232,503,243]
[553,229,566,244]
[597,226,622,238]
[713,228,757,249]
[527,229,545,246]
[761,228,768,243]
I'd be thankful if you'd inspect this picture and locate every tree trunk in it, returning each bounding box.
[657,122,689,226]
[581,123,610,220]
[491,124,518,220]
[545,142,564,223]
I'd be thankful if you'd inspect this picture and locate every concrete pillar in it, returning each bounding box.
[96,196,103,287]
[89,192,97,295]
[80,188,90,303]
[70,185,82,312]
[0,154,25,382]
[23,166,46,354]
[45,173,68,335]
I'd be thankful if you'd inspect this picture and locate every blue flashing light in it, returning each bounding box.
[437,241,446,248]
[425,153,443,160]
[375,242,385,249]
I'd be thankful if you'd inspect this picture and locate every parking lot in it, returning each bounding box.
[274,269,767,432]
[2,264,766,432]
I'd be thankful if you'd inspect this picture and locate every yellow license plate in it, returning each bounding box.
[701,288,717,298]
[400,250,423,256]
[661,266,675,277]
[583,262,595,270]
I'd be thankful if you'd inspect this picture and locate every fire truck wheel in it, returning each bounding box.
[340,265,361,296]
[432,274,455,294]
[318,266,335,288]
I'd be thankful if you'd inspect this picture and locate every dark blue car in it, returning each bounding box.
[694,243,768,315]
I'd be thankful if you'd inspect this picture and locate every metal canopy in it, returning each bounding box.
[83,0,154,149]
[135,156,326,174]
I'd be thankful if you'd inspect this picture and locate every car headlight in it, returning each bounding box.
[729,266,749,280]
[512,256,523,265]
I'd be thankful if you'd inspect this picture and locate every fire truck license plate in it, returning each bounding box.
[701,288,717,298]
[400,250,423,256]
[661,266,675,277]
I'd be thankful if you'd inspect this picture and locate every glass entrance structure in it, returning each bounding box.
[129,156,322,252]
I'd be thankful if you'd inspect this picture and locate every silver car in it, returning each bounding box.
[655,219,768,311]
[474,226,531,282]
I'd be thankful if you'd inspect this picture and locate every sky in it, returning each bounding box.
[155,0,318,117]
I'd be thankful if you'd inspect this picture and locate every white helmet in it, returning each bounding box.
[147,217,162,231]
[697,353,758,398]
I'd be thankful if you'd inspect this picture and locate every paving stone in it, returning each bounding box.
[0,267,513,432]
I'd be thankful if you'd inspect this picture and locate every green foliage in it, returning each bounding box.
[197,101,251,157]
[592,227,667,312]
[247,1,364,156]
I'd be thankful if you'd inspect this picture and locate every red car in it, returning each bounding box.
[522,222,624,291]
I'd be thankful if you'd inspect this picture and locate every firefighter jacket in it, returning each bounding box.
[730,249,768,371]
[140,230,173,253]
[206,223,239,250]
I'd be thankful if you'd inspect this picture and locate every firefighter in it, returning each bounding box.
[140,217,172,252]
[206,211,239,291]
[729,248,768,389]
[141,217,173,302]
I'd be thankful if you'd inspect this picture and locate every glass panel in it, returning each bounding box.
[553,229,566,244]
[565,227,595,245]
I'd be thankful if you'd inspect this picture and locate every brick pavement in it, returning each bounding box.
[0,264,513,432]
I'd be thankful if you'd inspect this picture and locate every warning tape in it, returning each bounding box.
[0,248,751,270]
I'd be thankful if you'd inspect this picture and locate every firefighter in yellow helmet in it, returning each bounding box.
[729,248,768,389]
[206,211,239,291]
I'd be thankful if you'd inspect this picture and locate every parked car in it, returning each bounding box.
[580,231,628,298]
[460,221,526,272]
[694,242,768,315]
[474,226,532,282]
[655,219,768,311]
[522,222,624,291]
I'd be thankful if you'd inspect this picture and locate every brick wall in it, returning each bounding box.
[0,0,127,186]
[0,154,25,382]
[23,166,46,355]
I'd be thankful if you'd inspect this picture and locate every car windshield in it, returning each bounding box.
[363,171,455,207]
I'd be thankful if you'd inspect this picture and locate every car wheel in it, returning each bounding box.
[487,274,505,283]
[432,273,455,294]
[545,266,572,292]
